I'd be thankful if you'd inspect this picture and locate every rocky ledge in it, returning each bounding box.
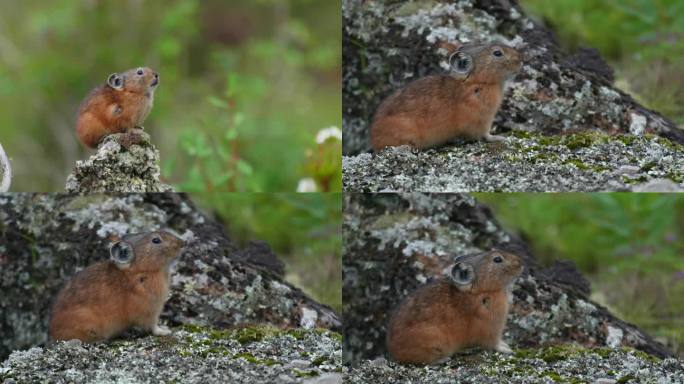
[344,346,684,384]
[343,132,684,192]
[65,132,173,193]
[0,325,342,384]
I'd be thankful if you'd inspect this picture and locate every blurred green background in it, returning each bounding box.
[0,0,341,192]
[476,193,684,358]
[193,192,341,312]
[521,0,684,125]
[192,193,342,311]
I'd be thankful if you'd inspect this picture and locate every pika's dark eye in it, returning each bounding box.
[493,49,503,57]
[136,68,144,75]
[152,237,161,244]
[493,256,503,263]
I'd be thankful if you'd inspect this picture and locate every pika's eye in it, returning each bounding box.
[136,68,144,75]
[493,49,503,57]
[152,237,162,244]
[493,255,503,263]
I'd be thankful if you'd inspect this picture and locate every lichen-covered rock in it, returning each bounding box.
[0,325,342,384]
[344,346,684,383]
[342,193,672,366]
[65,132,173,193]
[342,0,684,191]
[343,132,684,192]
[0,194,340,361]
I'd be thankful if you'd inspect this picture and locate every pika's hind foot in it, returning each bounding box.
[152,325,171,336]
[495,340,513,354]
[484,133,506,143]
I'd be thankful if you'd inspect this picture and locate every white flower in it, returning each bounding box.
[296,178,317,192]
[315,126,342,144]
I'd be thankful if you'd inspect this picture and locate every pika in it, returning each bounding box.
[76,67,160,149]
[386,249,523,364]
[370,43,522,150]
[49,230,185,343]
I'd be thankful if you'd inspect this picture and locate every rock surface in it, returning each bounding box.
[0,193,340,362]
[342,193,673,367]
[342,0,684,191]
[344,347,684,383]
[343,132,684,192]
[65,132,173,193]
[0,325,342,384]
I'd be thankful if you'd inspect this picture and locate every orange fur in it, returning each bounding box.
[371,44,522,150]
[76,67,159,148]
[49,231,184,343]
[386,250,523,364]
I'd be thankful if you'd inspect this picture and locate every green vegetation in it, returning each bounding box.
[476,193,684,357]
[193,193,341,312]
[0,0,341,191]
[521,0,684,124]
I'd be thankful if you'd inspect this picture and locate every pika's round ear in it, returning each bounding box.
[449,51,473,78]
[450,262,474,290]
[107,73,124,90]
[110,241,134,268]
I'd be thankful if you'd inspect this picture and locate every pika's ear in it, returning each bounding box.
[110,241,134,268]
[107,73,124,90]
[449,51,473,79]
[450,262,474,291]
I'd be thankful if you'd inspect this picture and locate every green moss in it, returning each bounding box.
[630,349,661,364]
[542,370,562,381]
[617,374,636,383]
[235,352,259,363]
[312,356,327,366]
[181,324,204,334]
[667,172,684,183]
[293,369,319,378]
[564,159,590,170]
[510,130,533,139]
[617,135,637,146]
[328,331,344,342]
[288,329,307,340]
[622,175,648,184]
[652,135,684,151]
[640,161,657,172]
[594,348,612,358]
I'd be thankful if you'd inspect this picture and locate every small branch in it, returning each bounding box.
[0,142,11,192]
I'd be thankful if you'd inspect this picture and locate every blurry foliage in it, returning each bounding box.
[300,127,342,192]
[193,192,341,312]
[476,193,684,357]
[521,0,684,124]
[0,0,341,191]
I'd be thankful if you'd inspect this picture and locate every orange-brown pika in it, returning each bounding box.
[76,67,160,149]
[49,230,185,343]
[370,43,522,150]
[386,249,523,364]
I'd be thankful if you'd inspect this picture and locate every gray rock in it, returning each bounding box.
[65,132,174,193]
[0,326,342,384]
[0,194,340,361]
[343,133,684,192]
[303,372,343,384]
[633,179,684,192]
[344,347,684,383]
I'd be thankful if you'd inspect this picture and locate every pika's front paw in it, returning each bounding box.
[495,341,513,354]
[152,325,171,336]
